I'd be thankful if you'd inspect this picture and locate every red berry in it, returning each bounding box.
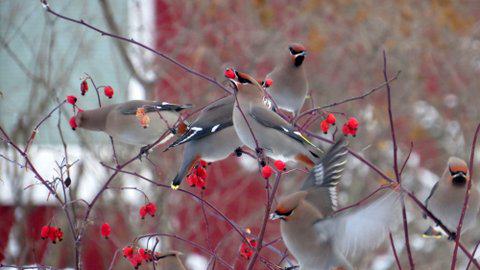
[326,113,336,125]
[56,228,63,242]
[40,225,49,239]
[80,80,88,95]
[261,165,273,179]
[196,166,207,180]
[123,246,134,258]
[104,86,114,99]
[48,226,58,243]
[274,160,286,171]
[139,206,147,219]
[224,68,236,79]
[342,123,352,136]
[320,120,330,134]
[145,203,157,217]
[199,159,208,167]
[69,116,78,130]
[186,174,198,187]
[347,117,359,130]
[66,95,77,105]
[128,253,143,269]
[196,177,206,190]
[264,78,273,88]
[101,223,111,239]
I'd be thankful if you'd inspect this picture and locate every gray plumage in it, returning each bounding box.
[168,96,242,187]
[74,100,190,146]
[231,71,322,168]
[272,138,401,270]
[425,156,480,234]
[266,43,308,117]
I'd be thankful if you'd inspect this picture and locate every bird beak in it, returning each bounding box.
[269,212,283,220]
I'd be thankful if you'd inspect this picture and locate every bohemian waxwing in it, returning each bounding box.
[423,156,480,239]
[72,100,191,154]
[271,137,402,270]
[266,43,308,118]
[230,70,323,168]
[167,95,243,189]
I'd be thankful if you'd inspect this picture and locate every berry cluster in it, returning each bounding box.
[342,117,359,137]
[239,228,258,260]
[67,79,116,130]
[261,160,286,179]
[40,225,63,244]
[186,160,208,189]
[139,203,157,219]
[320,113,336,134]
[123,246,160,269]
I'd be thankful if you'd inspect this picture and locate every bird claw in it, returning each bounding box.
[448,232,457,241]
[255,147,263,154]
[138,145,151,160]
[169,127,177,135]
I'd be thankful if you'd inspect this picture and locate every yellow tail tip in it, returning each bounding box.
[170,183,180,190]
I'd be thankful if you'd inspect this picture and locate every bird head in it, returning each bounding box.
[447,156,469,186]
[288,43,307,67]
[270,191,308,221]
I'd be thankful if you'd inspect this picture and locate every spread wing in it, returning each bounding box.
[119,100,192,115]
[328,191,402,256]
[167,96,234,148]
[302,137,348,214]
[249,106,322,154]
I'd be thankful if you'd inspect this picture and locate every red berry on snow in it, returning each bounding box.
[101,223,111,239]
[80,80,88,95]
[261,165,273,179]
[342,123,351,136]
[104,86,114,99]
[186,174,198,187]
[320,120,330,134]
[66,95,77,105]
[274,160,286,171]
[69,116,77,130]
[326,113,336,125]
[199,160,208,167]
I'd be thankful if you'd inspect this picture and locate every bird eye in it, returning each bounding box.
[275,209,293,217]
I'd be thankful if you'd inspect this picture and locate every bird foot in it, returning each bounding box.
[234,147,243,157]
[169,127,177,135]
[138,145,151,160]
[255,147,263,155]
[448,232,457,241]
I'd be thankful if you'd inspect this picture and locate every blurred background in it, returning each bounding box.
[1,0,480,269]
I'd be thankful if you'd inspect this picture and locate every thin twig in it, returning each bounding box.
[451,123,480,269]
[389,232,403,270]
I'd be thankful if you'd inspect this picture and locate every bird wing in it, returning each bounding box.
[423,181,439,218]
[249,105,320,151]
[118,100,192,115]
[324,191,402,256]
[302,137,348,213]
[167,96,234,148]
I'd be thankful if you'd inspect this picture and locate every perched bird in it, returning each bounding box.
[167,95,243,189]
[230,70,322,167]
[265,43,308,118]
[271,137,401,270]
[155,251,186,270]
[72,100,191,154]
[423,156,480,239]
